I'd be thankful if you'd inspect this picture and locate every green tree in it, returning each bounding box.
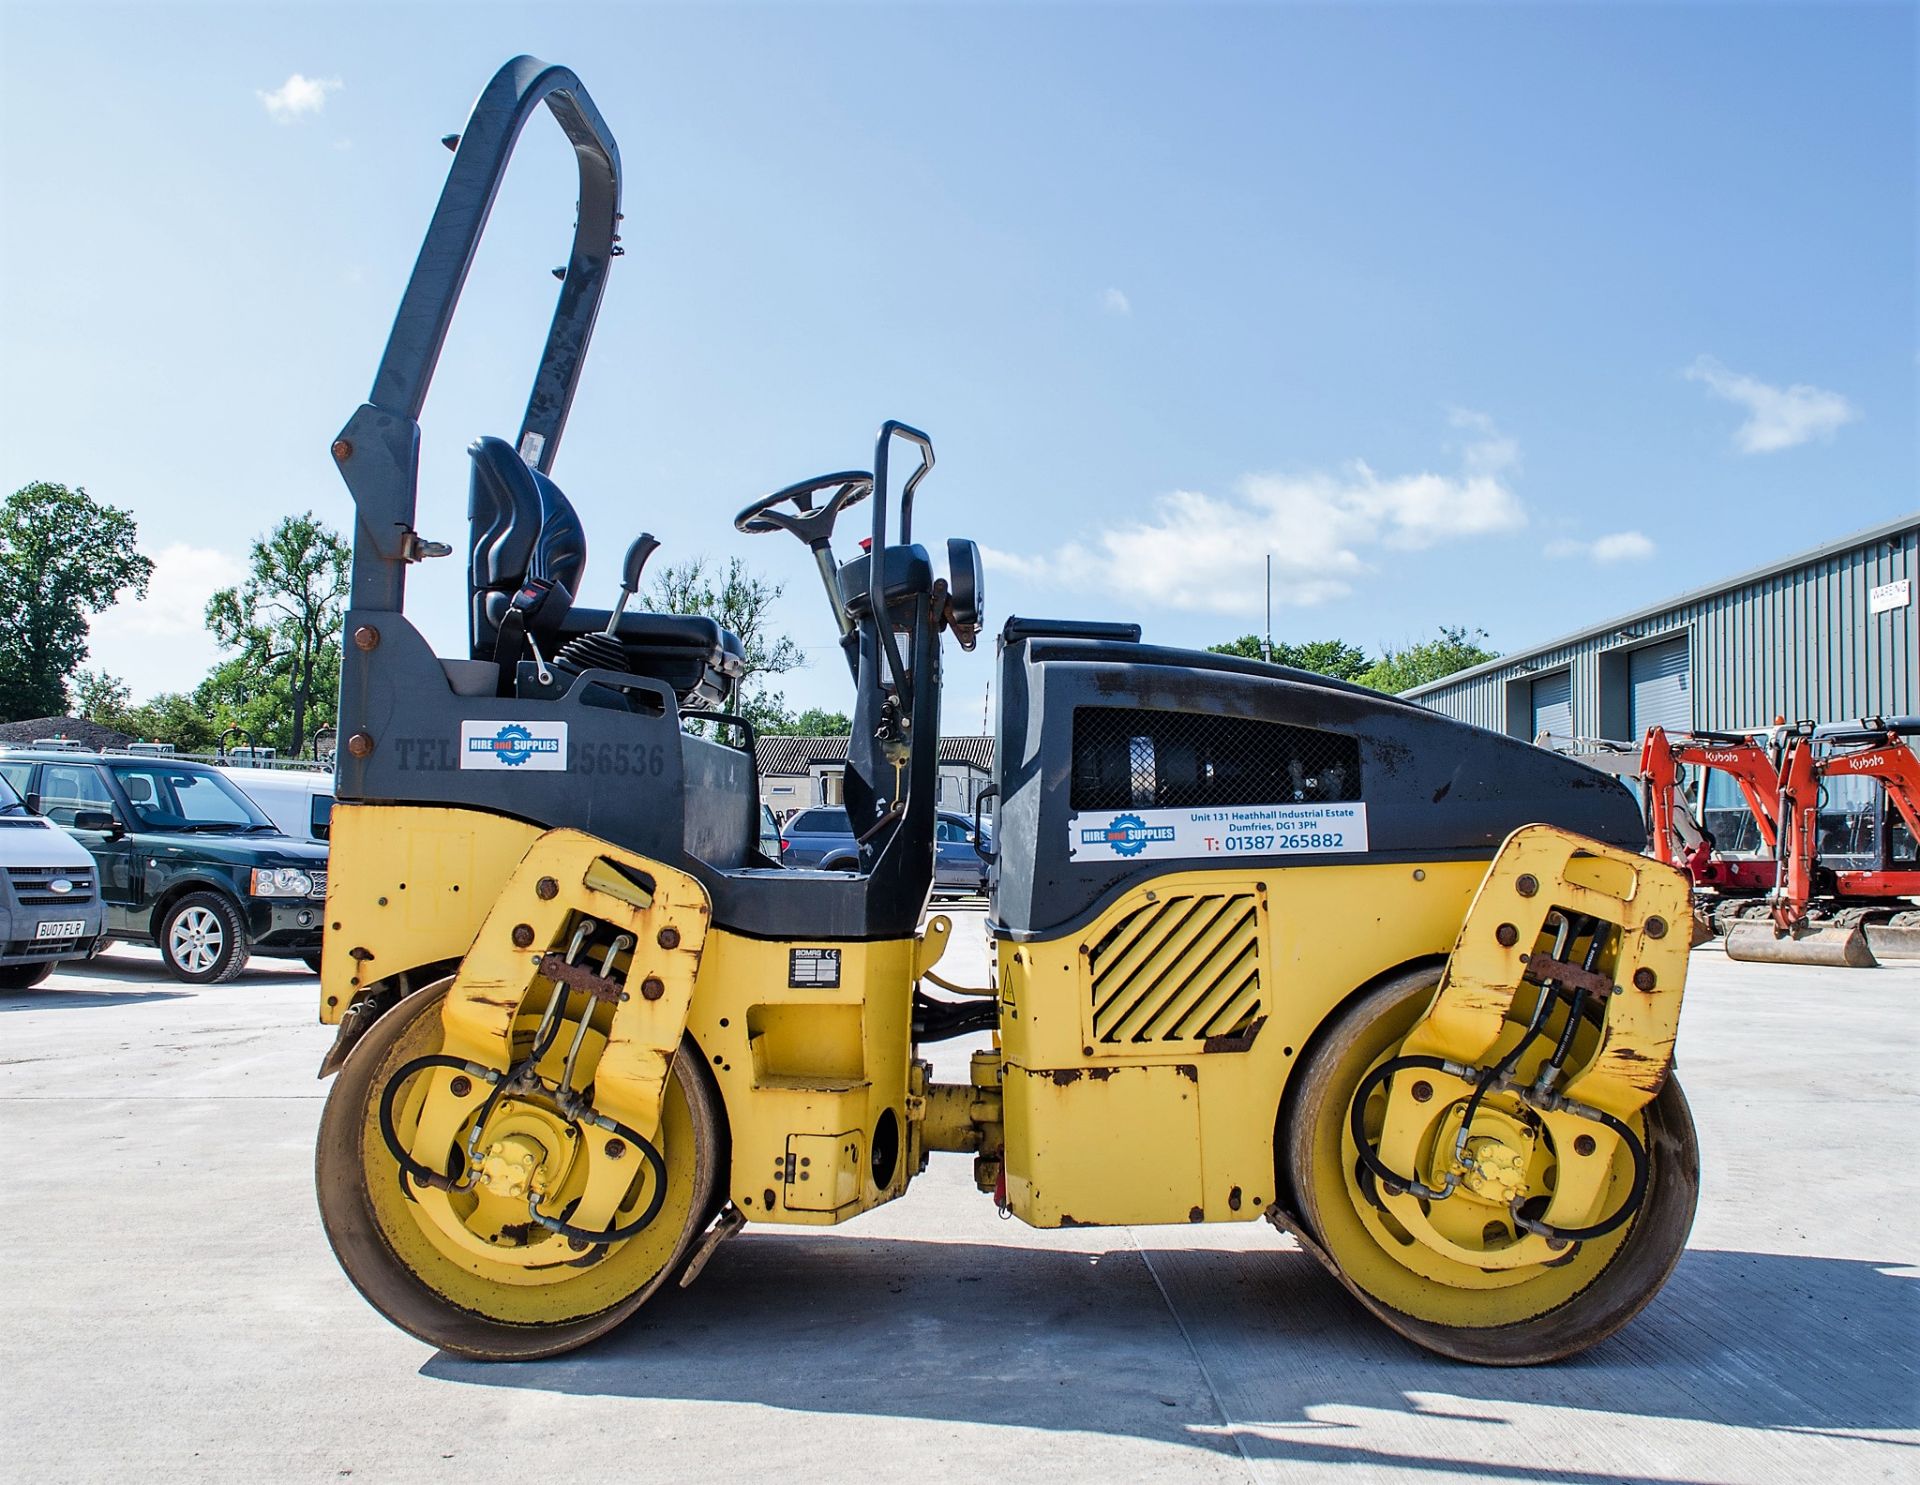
[204,513,350,756]
[1208,635,1373,681]
[790,707,851,737]
[113,691,226,753]
[0,482,154,721]
[643,556,804,720]
[1357,625,1499,694]
[71,669,132,723]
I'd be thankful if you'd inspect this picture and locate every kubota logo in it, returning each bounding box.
[1843,753,1887,771]
[1702,751,1742,764]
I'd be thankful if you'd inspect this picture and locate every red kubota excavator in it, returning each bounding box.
[1724,717,1920,967]
[1639,725,1781,932]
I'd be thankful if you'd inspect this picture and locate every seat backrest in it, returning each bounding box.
[467,436,589,657]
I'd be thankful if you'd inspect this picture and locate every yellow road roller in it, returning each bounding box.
[314,56,1701,1366]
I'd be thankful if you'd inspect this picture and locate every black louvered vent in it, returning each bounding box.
[1086,892,1264,1048]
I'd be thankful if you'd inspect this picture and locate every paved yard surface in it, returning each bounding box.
[6,913,1916,1483]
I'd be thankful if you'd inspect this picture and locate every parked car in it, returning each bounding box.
[219,765,336,843]
[759,803,787,863]
[781,806,990,896]
[0,768,107,988]
[0,748,329,984]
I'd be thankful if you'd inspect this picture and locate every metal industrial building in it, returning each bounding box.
[1403,515,1918,740]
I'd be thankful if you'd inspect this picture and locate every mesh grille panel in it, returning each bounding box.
[1071,707,1361,811]
[1087,893,1263,1047]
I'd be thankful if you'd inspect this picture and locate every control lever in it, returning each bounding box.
[547,532,661,686]
[605,534,660,635]
[508,577,573,687]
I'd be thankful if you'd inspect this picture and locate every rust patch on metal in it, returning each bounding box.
[657,926,681,950]
[471,995,520,1009]
[1174,1063,1199,1083]
[535,877,559,901]
[1188,1206,1205,1223]
[537,953,625,1005]
[1047,1068,1083,1086]
[1521,954,1613,999]
[511,923,536,949]
[1202,1016,1266,1054]
[639,975,666,1002]
[1058,1215,1095,1228]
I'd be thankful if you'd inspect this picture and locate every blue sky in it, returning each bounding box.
[3,1,1914,723]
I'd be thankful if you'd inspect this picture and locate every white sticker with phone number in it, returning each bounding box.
[1068,802,1368,863]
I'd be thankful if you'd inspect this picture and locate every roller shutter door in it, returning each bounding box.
[1530,671,1573,743]
[1630,636,1691,735]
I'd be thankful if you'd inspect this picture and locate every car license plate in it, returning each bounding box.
[35,920,84,940]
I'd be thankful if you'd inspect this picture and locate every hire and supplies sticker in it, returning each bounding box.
[459,720,569,771]
[1068,802,1368,863]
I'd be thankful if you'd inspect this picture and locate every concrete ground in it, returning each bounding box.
[5,914,1916,1484]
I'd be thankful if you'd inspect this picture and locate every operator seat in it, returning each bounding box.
[468,436,585,655]
[465,437,746,709]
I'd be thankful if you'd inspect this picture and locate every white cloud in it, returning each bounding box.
[1685,355,1859,454]
[87,543,247,699]
[258,73,342,122]
[1546,530,1657,563]
[983,415,1527,614]
[1100,287,1131,316]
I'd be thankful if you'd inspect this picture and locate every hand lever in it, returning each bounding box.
[605,534,660,635]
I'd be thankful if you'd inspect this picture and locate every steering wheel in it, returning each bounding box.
[734,470,873,546]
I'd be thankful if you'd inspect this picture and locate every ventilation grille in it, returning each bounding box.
[1071,706,1361,811]
[7,865,96,906]
[1088,892,1264,1048]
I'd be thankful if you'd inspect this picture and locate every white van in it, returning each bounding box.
[219,767,336,844]
[0,767,106,988]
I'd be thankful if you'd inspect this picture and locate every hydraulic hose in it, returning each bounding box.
[1347,1053,1460,1201]
[1512,1105,1648,1243]
[1348,913,1651,1244]
[524,1113,669,1245]
[1348,1052,1650,1243]
[377,1053,500,1194]
[912,989,999,1042]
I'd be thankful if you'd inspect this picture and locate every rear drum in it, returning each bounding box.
[316,978,724,1359]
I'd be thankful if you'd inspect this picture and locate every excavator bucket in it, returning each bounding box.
[1723,919,1875,968]
[1862,924,1920,961]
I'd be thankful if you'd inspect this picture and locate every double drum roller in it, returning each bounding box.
[312,55,1703,1365]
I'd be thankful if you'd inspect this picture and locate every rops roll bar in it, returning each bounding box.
[335,55,622,614]
[867,420,934,703]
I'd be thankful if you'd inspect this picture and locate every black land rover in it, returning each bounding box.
[0,749,329,983]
